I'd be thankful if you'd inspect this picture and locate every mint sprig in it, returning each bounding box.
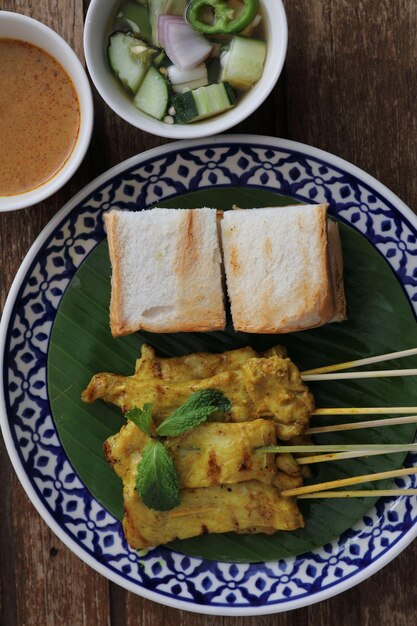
[125,403,153,436]
[156,389,231,437]
[136,440,180,511]
[131,389,231,511]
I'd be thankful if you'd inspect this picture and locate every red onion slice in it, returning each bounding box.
[164,20,213,70]
[157,14,184,48]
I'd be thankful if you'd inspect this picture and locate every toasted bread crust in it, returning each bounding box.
[110,319,226,336]
[104,211,125,337]
[327,220,347,322]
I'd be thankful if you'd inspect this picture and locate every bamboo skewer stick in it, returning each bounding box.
[302,369,417,382]
[280,467,417,497]
[296,448,412,465]
[302,347,417,375]
[298,489,417,499]
[312,407,417,416]
[259,444,417,454]
[289,349,417,496]
[306,414,417,435]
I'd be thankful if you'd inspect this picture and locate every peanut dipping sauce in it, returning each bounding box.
[0,39,80,196]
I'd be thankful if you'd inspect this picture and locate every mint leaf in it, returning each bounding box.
[125,403,153,436]
[156,389,232,437]
[136,440,180,511]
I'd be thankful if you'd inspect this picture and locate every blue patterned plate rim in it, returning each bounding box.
[1,135,417,616]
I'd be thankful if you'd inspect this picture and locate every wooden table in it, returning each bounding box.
[1,1,416,624]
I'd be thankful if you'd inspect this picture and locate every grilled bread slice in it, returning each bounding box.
[221,204,345,333]
[104,208,225,336]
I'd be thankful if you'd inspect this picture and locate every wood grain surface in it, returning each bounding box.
[1,1,416,624]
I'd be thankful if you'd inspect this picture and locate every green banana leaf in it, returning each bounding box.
[48,188,417,563]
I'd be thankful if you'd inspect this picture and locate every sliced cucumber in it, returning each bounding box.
[115,2,152,42]
[133,66,169,119]
[221,37,266,90]
[108,33,152,92]
[172,82,236,123]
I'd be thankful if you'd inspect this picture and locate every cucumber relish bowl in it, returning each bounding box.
[83,0,287,139]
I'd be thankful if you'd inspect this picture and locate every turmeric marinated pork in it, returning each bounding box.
[134,344,288,383]
[123,480,304,549]
[105,418,300,489]
[104,418,304,549]
[82,344,314,440]
[81,345,313,549]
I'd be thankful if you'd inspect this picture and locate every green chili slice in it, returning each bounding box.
[186,0,259,35]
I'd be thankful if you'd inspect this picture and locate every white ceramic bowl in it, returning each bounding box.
[84,0,287,139]
[0,11,94,212]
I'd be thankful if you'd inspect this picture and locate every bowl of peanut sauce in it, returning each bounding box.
[0,12,94,211]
